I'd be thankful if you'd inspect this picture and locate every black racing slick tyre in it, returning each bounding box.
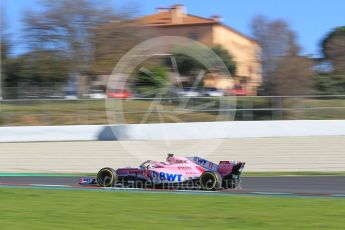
[199,171,222,190]
[96,167,117,187]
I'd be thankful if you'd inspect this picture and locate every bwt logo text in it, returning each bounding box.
[194,157,207,165]
[152,171,183,182]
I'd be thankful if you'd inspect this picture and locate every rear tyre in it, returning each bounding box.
[97,167,117,187]
[199,171,222,190]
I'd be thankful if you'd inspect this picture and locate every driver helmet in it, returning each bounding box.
[166,153,174,164]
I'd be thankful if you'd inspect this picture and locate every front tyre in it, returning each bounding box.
[199,171,222,190]
[97,167,117,187]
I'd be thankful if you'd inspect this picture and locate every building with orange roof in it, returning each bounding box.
[136,5,262,95]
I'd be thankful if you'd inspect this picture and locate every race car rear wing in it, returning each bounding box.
[231,162,245,175]
[217,160,245,177]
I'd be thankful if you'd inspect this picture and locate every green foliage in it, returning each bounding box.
[321,26,345,54]
[211,45,236,75]
[3,51,69,95]
[0,37,9,64]
[3,59,21,87]
[315,27,345,95]
[321,26,345,73]
[134,66,169,97]
[314,74,345,95]
[1,39,11,88]
[173,53,201,76]
[172,45,207,76]
[172,45,236,76]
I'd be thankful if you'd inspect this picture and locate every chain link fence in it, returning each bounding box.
[1,92,345,126]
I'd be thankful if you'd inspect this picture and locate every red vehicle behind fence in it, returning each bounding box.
[225,84,247,96]
[107,89,131,98]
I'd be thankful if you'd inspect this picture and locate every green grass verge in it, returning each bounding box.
[0,188,344,230]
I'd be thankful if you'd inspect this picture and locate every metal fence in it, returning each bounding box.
[2,86,68,100]
[0,95,345,126]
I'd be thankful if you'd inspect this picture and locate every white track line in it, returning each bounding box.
[251,192,292,195]
[334,194,345,197]
[29,184,71,187]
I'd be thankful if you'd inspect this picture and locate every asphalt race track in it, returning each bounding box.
[0,176,344,197]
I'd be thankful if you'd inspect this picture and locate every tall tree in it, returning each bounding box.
[314,26,345,95]
[270,33,314,96]
[1,51,70,99]
[0,11,9,64]
[16,51,69,86]
[251,15,314,95]
[91,21,155,74]
[321,26,345,74]
[251,16,295,92]
[22,0,113,77]
[1,6,10,99]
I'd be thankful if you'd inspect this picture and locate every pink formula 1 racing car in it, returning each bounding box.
[79,154,245,190]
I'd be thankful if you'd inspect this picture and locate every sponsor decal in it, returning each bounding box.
[194,157,207,165]
[178,166,191,170]
[128,170,143,175]
[194,157,212,167]
[193,157,217,170]
[186,171,200,175]
[175,160,187,164]
[152,171,183,182]
[117,169,144,175]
